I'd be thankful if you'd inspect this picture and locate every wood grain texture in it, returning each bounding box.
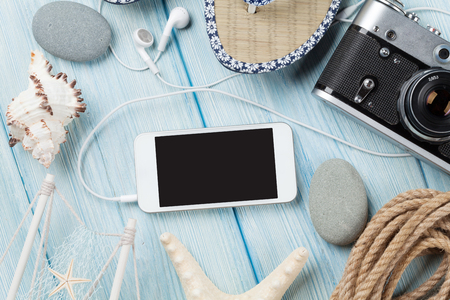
[0,0,449,299]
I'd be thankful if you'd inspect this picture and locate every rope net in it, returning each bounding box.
[18,226,120,300]
[1,180,139,300]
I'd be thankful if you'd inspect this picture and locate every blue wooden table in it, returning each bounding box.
[1,0,450,299]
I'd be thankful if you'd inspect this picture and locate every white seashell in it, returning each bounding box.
[6,50,86,168]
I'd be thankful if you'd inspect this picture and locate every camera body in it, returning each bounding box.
[313,0,450,174]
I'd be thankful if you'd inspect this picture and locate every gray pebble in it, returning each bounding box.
[32,1,111,62]
[309,159,368,246]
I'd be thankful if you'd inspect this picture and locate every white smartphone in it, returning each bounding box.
[134,123,297,213]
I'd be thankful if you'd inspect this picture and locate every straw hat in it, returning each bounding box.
[206,0,341,73]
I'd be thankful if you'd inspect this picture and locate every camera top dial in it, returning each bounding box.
[377,0,405,15]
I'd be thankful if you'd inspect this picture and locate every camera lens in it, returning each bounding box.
[426,89,450,117]
[398,69,450,143]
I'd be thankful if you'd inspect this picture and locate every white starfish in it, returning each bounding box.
[48,259,91,300]
[160,233,309,300]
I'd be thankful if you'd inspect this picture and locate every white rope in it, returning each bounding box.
[83,224,140,300]
[119,226,140,299]
[94,232,123,237]
[120,227,136,246]
[40,179,55,196]
[55,186,127,237]
[54,187,85,227]
[54,203,140,298]
[83,244,121,300]
[52,190,141,299]
[1,178,141,299]
[0,180,52,267]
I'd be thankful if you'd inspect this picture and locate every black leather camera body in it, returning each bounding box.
[313,0,450,173]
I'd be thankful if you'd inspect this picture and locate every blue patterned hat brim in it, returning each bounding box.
[103,0,140,5]
[205,0,341,74]
[243,0,276,7]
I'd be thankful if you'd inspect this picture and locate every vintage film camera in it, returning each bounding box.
[313,0,450,173]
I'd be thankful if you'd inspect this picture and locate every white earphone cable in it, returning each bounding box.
[334,0,365,23]
[109,46,149,71]
[405,7,450,16]
[156,73,242,89]
[154,51,162,63]
[83,0,450,202]
[78,88,411,202]
[98,0,150,71]
[98,0,240,85]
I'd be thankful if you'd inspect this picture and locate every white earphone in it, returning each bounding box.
[132,7,190,74]
[158,7,190,52]
[132,28,159,74]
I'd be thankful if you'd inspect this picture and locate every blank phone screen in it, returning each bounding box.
[155,128,278,207]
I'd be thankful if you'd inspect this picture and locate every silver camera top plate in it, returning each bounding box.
[353,0,450,69]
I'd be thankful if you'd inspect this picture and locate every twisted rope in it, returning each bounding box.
[331,189,450,300]
[39,179,55,196]
[120,227,136,246]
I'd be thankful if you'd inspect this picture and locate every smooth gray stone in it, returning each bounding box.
[32,1,111,62]
[309,159,368,246]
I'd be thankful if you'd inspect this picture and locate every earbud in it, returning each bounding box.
[158,7,190,52]
[132,29,159,74]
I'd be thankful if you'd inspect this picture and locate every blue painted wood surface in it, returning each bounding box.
[1,0,450,299]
